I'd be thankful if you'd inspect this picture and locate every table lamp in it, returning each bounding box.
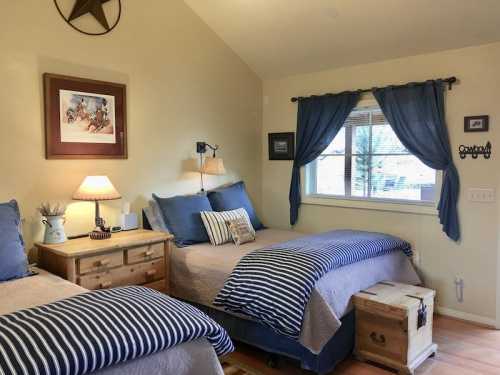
[73,176,121,239]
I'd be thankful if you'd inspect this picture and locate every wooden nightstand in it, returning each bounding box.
[36,229,173,294]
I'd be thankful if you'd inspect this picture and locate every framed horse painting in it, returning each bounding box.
[43,73,127,159]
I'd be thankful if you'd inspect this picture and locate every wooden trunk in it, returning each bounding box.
[353,282,437,375]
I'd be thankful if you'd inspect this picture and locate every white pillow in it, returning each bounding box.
[201,208,255,246]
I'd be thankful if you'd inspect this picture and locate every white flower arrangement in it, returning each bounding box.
[38,202,67,217]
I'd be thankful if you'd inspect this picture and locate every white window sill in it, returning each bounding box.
[302,194,438,216]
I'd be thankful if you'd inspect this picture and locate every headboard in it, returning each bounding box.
[142,209,152,230]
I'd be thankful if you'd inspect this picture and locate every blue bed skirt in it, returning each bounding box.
[193,303,355,375]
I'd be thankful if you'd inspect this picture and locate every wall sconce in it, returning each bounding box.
[196,142,226,192]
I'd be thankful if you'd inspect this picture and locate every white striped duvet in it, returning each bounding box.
[0,286,233,375]
[214,230,412,339]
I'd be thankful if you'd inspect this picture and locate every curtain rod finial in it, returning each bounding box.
[448,76,457,90]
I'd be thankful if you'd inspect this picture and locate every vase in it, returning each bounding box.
[42,215,67,244]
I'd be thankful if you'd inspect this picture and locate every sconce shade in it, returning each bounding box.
[201,157,226,175]
[72,176,121,201]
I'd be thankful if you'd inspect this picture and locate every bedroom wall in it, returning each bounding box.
[262,42,500,324]
[0,1,262,251]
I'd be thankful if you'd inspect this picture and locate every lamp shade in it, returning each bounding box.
[72,176,121,201]
[201,157,226,175]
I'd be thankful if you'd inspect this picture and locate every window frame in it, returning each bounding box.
[303,98,441,215]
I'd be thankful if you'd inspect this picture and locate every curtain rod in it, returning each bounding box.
[290,76,457,103]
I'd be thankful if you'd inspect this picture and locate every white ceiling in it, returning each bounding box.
[184,0,500,79]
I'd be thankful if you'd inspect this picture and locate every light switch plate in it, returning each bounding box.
[467,188,495,202]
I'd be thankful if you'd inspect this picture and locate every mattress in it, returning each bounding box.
[171,228,421,354]
[0,268,224,375]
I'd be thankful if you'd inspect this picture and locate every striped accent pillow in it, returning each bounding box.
[201,208,255,246]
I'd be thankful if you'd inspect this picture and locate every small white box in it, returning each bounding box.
[120,213,138,231]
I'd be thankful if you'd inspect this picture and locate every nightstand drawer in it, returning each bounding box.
[79,271,115,290]
[79,251,124,275]
[126,242,164,264]
[114,259,165,286]
[79,259,165,289]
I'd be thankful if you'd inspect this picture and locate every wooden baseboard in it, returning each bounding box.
[435,306,497,329]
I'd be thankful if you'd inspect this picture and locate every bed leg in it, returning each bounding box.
[266,353,279,368]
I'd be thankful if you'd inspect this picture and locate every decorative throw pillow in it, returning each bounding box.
[200,208,255,246]
[0,200,29,282]
[207,181,264,230]
[153,193,213,247]
[226,217,256,245]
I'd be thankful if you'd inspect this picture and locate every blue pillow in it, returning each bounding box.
[0,200,29,282]
[208,181,264,230]
[153,193,213,247]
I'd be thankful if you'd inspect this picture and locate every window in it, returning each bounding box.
[306,105,437,204]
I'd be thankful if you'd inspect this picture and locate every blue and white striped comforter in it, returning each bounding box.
[214,230,412,339]
[0,286,233,375]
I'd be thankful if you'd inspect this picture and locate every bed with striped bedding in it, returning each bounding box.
[213,230,412,339]
[0,286,233,375]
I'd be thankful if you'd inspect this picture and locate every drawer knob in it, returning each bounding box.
[146,269,157,277]
[100,281,112,289]
[98,259,111,267]
[144,250,155,257]
[370,332,386,346]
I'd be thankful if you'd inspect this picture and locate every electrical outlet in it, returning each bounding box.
[454,276,464,303]
[467,188,495,202]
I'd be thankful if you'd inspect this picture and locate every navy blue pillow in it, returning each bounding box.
[208,181,264,230]
[0,200,29,282]
[153,193,213,247]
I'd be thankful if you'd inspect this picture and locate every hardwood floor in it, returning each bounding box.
[223,315,500,374]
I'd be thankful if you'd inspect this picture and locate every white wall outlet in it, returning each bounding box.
[454,276,464,303]
[467,188,495,202]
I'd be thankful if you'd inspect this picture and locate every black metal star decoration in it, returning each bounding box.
[53,0,121,36]
[69,0,112,30]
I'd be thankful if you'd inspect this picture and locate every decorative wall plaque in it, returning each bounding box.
[458,142,492,159]
[54,0,122,36]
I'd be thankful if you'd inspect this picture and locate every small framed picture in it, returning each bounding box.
[43,73,127,159]
[268,132,295,160]
[464,115,489,132]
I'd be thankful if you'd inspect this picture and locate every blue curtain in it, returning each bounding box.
[289,92,360,225]
[373,80,460,241]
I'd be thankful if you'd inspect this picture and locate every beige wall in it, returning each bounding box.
[0,1,262,251]
[262,42,500,323]
[2,0,498,325]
